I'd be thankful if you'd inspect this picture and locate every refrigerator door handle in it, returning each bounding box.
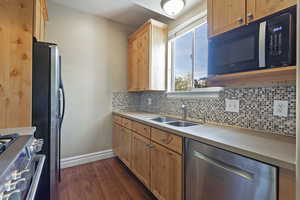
[58,88,65,121]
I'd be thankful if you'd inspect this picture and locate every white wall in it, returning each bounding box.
[47,2,133,158]
[168,0,207,32]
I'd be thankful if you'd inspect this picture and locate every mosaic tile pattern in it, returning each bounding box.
[112,92,141,112]
[112,85,296,137]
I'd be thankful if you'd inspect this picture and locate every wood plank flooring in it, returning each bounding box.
[59,157,157,200]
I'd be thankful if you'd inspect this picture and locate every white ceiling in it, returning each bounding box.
[49,0,203,28]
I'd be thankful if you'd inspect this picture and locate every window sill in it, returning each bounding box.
[166,87,224,98]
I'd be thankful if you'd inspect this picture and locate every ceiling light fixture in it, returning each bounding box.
[161,0,185,16]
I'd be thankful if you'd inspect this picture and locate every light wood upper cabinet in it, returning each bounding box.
[150,142,182,200]
[34,0,48,41]
[131,133,151,189]
[128,19,167,92]
[208,0,246,37]
[0,0,33,128]
[128,39,139,91]
[208,0,297,37]
[247,0,297,23]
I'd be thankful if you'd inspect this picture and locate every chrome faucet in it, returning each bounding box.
[181,104,188,120]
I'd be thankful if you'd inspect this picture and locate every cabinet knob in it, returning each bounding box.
[247,13,254,21]
[237,17,244,24]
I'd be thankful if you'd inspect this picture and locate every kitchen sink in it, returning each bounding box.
[167,121,198,127]
[151,117,177,123]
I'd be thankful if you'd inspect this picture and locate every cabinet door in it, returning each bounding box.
[119,127,132,168]
[131,133,151,189]
[208,0,246,37]
[112,123,120,157]
[34,0,47,41]
[247,0,296,23]
[128,39,139,91]
[138,29,150,90]
[150,143,182,200]
[34,0,41,40]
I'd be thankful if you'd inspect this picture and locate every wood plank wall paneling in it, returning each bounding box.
[0,0,33,128]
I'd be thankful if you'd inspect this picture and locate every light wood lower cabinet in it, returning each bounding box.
[279,168,296,200]
[112,123,120,157]
[150,142,182,200]
[112,118,183,200]
[118,126,132,168]
[131,133,151,189]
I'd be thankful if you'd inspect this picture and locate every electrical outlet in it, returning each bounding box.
[225,99,239,113]
[147,98,152,105]
[273,100,288,117]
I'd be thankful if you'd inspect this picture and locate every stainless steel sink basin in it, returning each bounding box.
[167,121,198,127]
[151,117,177,123]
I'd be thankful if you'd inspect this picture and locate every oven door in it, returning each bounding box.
[26,155,45,200]
[208,22,262,75]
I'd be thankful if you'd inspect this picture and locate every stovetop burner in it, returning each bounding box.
[0,133,19,154]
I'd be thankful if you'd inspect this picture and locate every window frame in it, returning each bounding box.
[170,22,209,92]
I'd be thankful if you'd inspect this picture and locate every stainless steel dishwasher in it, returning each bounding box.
[185,139,277,200]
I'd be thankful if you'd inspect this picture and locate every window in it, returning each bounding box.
[171,23,208,92]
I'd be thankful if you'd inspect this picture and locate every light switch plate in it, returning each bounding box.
[273,100,288,117]
[225,99,239,113]
[147,98,152,105]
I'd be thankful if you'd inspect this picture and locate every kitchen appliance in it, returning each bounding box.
[0,133,45,200]
[32,40,65,200]
[208,6,296,75]
[185,139,277,200]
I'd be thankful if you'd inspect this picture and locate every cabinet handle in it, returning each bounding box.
[247,13,254,21]
[237,17,244,24]
[147,144,155,149]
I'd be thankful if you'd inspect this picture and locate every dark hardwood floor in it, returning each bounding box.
[59,157,157,200]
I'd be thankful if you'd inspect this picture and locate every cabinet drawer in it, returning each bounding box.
[113,115,122,125]
[122,118,132,129]
[132,122,151,138]
[151,128,182,154]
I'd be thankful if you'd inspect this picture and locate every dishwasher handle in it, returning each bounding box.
[193,150,254,181]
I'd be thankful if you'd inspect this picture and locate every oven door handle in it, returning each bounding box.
[26,155,46,200]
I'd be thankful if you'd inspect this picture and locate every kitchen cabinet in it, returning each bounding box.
[247,0,297,23]
[279,169,296,200]
[34,0,48,41]
[150,142,182,200]
[118,127,132,168]
[208,0,246,37]
[128,19,167,91]
[151,128,182,154]
[208,0,296,37]
[132,121,151,138]
[112,115,183,200]
[131,133,151,189]
[0,0,33,128]
[112,123,121,157]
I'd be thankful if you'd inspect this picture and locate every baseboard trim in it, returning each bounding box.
[61,149,115,169]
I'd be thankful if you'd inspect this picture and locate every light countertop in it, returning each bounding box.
[113,111,296,171]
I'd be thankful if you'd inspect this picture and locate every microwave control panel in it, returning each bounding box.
[267,12,294,67]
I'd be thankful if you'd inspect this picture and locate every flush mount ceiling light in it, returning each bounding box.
[161,0,185,16]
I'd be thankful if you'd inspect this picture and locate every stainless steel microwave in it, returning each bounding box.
[208,6,296,75]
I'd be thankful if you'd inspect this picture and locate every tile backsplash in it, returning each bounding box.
[112,85,296,137]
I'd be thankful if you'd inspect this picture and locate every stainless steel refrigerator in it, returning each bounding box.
[32,41,65,200]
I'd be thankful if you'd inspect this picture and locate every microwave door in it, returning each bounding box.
[208,22,260,75]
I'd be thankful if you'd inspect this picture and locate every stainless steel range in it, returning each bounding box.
[0,133,45,200]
